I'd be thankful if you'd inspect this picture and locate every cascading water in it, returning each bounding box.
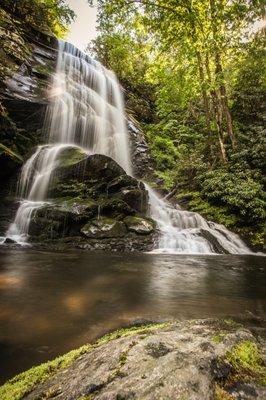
[3,41,131,244]
[2,40,252,254]
[147,187,251,254]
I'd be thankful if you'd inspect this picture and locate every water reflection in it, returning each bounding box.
[0,249,265,383]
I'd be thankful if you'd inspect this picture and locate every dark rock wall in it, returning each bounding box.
[0,6,58,183]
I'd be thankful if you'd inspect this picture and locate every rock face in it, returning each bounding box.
[0,6,58,237]
[0,6,57,182]
[127,119,153,179]
[28,147,156,251]
[3,319,265,400]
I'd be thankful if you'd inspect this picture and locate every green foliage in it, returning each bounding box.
[1,0,75,37]
[232,34,266,124]
[198,169,265,222]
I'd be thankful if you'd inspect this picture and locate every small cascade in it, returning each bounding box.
[147,186,251,254]
[4,40,131,244]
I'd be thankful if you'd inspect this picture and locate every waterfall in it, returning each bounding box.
[147,186,251,254]
[2,40,252,254]
[4,41,131,244]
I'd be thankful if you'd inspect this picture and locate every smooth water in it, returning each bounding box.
[0,249,265,383]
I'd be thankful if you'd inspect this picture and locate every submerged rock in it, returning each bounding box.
[2,319,265,400]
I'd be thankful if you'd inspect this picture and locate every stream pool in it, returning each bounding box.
[0,249,265,383]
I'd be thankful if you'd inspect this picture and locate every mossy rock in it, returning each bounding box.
[29,205,74,238]
[83,154,126,181]
[81,217,127,238]
[213,340,266,399]
[55,146,88,169]
[50,151,127,198]
[107,175,140,193]
[100,198,135,217]
[49,181,87,198]
[53,197,98,218]
[116,188,148,214]
[124,216,155,235]
[0,323,167,400]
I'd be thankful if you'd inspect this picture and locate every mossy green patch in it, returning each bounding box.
[57,146,87,168]
[0,322,169,400]
[0,345,92,400]
[212,332,227,344]
[225,340,266,385]
[213,339,265,398]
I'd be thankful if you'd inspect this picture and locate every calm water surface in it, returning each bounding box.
[0,249,265,383]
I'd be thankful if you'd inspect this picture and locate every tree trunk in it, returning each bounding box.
[205,54,227,163]
[196,52,212,137]
[209,0,237,150]
[215,53,237,149]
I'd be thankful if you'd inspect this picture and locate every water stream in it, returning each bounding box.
[2,40,253,254]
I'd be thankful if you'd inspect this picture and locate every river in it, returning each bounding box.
[0,249,265,383]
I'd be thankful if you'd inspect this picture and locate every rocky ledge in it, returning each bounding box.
[26,146,157,251]
[1,319,265,400]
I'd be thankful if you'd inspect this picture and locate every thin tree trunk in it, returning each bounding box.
[205,54,227,163]
[196,51,212,137]
[215,53,237,149]
[209,0,237,150]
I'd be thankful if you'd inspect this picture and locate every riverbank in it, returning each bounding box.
[1,319,265,400]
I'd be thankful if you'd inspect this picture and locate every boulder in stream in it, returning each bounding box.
[29,147,157,251]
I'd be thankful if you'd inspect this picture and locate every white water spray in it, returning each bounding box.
[3,40,251,254]
[147,186,250,254]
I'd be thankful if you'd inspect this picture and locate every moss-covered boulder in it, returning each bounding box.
[81,217,127,239]
[26,148,155,250]
[1,319,265,400]
[124,216,155,235]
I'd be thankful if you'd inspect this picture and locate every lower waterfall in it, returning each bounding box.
[2,40,252,254]
[147,186,250,254]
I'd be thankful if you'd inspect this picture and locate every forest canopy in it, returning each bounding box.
[1,0,75,37]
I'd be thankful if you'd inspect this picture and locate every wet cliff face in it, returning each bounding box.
[0,7,58,234]
[0,6,58,182]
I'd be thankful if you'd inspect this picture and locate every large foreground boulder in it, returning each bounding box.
[1,319,265,399]
[29,146,156,251]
